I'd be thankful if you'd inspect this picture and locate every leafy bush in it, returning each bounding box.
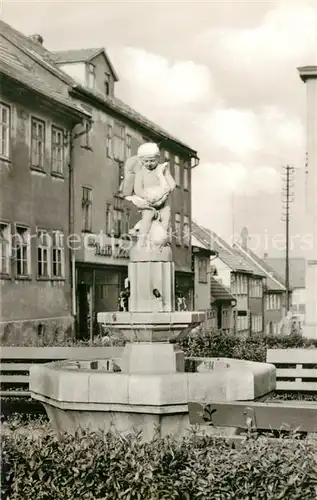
[2,428,317,500]
[180,329,317,362]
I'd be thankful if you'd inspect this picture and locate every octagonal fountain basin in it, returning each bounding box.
[30,351,276,441]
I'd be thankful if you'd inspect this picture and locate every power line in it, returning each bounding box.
[281,165,295,312]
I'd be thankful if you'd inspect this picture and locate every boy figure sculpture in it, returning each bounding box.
[125,143,176,249]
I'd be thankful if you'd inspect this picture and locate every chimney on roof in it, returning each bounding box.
[30,34,44,45]
[240,227,249,250]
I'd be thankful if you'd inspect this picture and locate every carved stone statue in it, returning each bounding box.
[122,143,176,250]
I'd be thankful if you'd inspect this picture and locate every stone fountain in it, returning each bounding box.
[30,144,276,440]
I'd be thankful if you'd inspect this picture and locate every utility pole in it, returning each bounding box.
[281,165,295,312]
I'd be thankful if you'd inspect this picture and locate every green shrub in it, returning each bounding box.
[2,429,317,500]
[180,329,317,362]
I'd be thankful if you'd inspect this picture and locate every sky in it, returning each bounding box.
[2,0,317,257]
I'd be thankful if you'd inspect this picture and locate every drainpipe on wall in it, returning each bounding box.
[68,131,76,328]
[68,120,93,334]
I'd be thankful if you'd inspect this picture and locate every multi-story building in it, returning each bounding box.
[50,47,199,338]
[192,222,266,336]
[191,234,214,328]
[264,256,305,326]
[0,26,90,344]
[0,20,199,341]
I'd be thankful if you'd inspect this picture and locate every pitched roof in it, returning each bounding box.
[234,245,286,291]
[51,48,119,81]
[191,222,253,273]
[210,277,236,302]
[264,257,306,288]
[52,48,104,64]
[0,35,90,119]
[0,20,196,155]
[72,85,196,154]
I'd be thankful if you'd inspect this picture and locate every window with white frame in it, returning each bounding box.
[52,231,64,278]
[184,161,189,190]
[198,257,208,283]
[15,226,30,277]
[31,117,45,169]
[175,213,181,244]
[51,126,64,174]
[0,102,10,159]
[250,278,262,298]
[126,133,131,159]
[0,222,10,275]
[251,314,263,333]
[87,63,96,88]
[113,122,125,161]
[37,230,50,278]
[106,124,112,158]
[82,187,92,232]
[174,155,181,186]
[231,273,248,295]
[266,293,281,310]
[183,215,190,246]
[237,315,248,331]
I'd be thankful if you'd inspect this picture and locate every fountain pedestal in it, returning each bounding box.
[30,242,276,440]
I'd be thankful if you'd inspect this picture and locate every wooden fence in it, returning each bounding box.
[266,348,317,392]
[0,346,123,398]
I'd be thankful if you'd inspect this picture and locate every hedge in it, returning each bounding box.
[2,426,317,500]
[180,330,317,362]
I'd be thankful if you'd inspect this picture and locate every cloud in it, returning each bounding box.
[114,47,213,108]
[196,105,304,159]
[197,1,317,69]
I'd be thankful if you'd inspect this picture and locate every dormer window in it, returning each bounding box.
[105,73,111,96]
[87,63,95,88]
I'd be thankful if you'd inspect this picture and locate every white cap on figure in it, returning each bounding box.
[137,142,160,157]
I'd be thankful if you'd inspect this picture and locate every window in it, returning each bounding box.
[184,162,189,190]
[126,134,131,159]
[0,102,10,158]
[266,293,281,310]
[198,258,208,283]
[31,118,45,169]
[52,231,64,278]
[237,315,249,331]
[37,230,50,278]
[123,208,131,235]
[51,126,64,174]
[82,121,92,149]
[113,196,123,237]
[105,73,111,95]
[231,273,248,295]
[87,63,95,88]
[0,222,10,275]
[250,278,262,298]
[105,203,112,235]
[113,122,125,161]
[106,124,113,158]
[175,213,181,244]
[14,226,30,277]
[174,155,181,186]
[183,215,190,246]
[251,315,263,333]
[82,187,92,232]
